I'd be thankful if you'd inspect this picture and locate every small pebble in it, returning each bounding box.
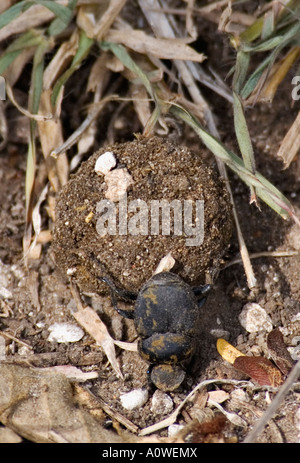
[168,424,185,437]
[294,407,300,435]
[154,253,175,274]
[239,302,273,333]
[104,168,134,202]
[94,151,116,175]
[0,427,22,443]
[230,388,249,403]
[0,336,6,360]
[120,388,148,410]
[47,322,84,343]
[210,328,230,339]
[150,389,173,415]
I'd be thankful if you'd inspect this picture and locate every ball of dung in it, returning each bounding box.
[52,136,232,294]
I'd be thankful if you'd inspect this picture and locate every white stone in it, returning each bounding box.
[120,388,148,410]
[239,302,273,333]
[150,389,173,415]
[168,424,185,437]
[153,253,175,275]
[0,336,5,360]
[94,151,116,175]
[210,328,230,339]
[104,168,134,202]
[47,322,84,343]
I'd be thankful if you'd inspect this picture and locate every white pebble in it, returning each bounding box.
[95,151,116,175]
[239,303,273,333]
[120,388,148,410]
[66,267,77,275]
[0,336,6,360]
[104,168,133,202]
[0,287,12,299]
[230,388,249,403]
[294,407,300,433]
[150,389,173,415]
[47,322,84,343]
[168,424,185,437]
[210,328,230,339]
[154,253,175,274]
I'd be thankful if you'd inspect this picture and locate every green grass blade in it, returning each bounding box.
[242,36,283,53]
[0,49,22,75]
[100,41,155,101]
[170,103,295,221]
[0,30,45,76]
[233,92,255,173]
[6,29,44,52]
[233,91,256,200]
[240,52,275,99]
[47,0,77,36]
[0,1,30,30]
[29,0,73,25]
[51,30,94,106]
[232,50,250,94]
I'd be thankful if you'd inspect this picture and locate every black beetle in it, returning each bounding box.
[94,261,210,392]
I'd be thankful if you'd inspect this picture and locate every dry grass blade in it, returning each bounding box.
[72,305,124,380]
[77,0,127,40]
[26,184,48,261]
[51,30,94,106]
[37,90,69,191]
[243,360,300,443]
[105,29,206,62]
[139,379,250,436]
[24,38,50,258]
[277,110,300,168]
[0,3,55,42]
[246,46,300,104]
[224,250,299,268]
[70,282,123,380]
[51,95,119,159]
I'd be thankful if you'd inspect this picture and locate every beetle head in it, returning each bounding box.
[150,364,186,391]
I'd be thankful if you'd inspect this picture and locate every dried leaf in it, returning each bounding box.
[216,338,245,364]
[208,399,248,428]
[105,29,206,62]
[38,365,98,382]
[267,328,294,376]
[77,0,127,40]
[72,306,123,379]
[0,364,126,443]
[0,4,54,43]
[37,90,69,191]
[233,356,283,387]
[42,29,79,90]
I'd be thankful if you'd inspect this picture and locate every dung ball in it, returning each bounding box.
[52,135,232,293]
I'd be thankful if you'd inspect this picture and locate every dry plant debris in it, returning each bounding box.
[0,0,299,444]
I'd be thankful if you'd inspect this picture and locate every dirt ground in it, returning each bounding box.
[0,7,300,444]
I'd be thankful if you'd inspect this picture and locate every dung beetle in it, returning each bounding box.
[92,257,210,391]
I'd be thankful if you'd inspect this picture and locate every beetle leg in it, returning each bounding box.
[90,252,137,302]
[100,276,137,302]
[192,284,211,307]
[109,288,135,319]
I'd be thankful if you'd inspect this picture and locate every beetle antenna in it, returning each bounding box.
[193,284,211,307]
